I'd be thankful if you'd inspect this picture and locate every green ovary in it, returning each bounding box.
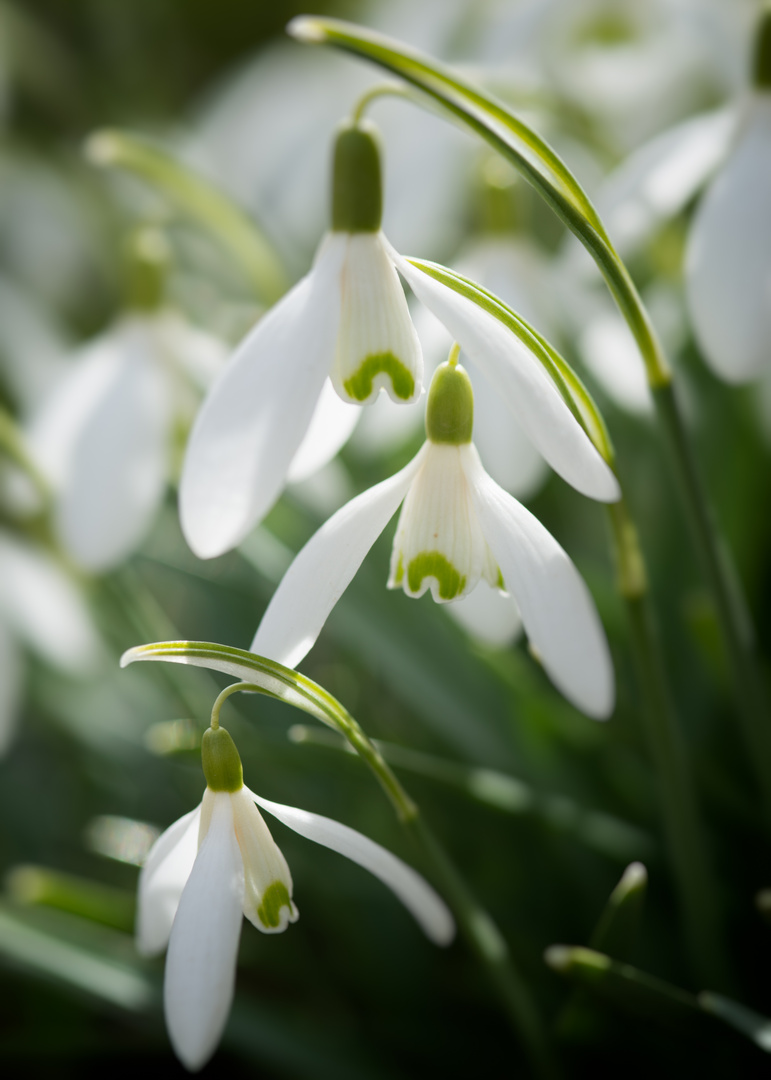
[406,551,466,600]
[343,352,414,401]
[257,881,294,930]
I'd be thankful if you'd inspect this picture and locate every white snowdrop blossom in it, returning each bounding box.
[179,119,423,560]
[138,723,454,1071]
[27,309,227,573]
[253,362,615,720]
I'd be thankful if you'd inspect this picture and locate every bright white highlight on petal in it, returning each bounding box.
[28,319,170,572]
[686,95,771,383]
[249,789,455,946]
[251,448,426,667]
[465,449,614,719]
[331,232,423,404]
[136,804,201,956]
[392,250,620,503]
[164,794,245,1073]
[388,443,499,602]
[180,244,344,559]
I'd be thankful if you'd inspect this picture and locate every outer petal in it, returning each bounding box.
[179,239,345,559]
[392,249,620,503]
[28,318,170,572]
[464,447,614,719]
[164,793,244,1072]
[287,377,360,484]
[250,446,426,667]
[230,787,298,934]
[331,232,423,404]
[248,789,455,946]
[136,803,202,956]
[686,96,771,382]
[0,530,100,674]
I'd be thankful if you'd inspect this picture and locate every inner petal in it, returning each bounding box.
[230,787,298,934]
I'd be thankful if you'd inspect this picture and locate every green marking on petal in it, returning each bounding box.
[407,551,466,600]
[496,567,505,591]
[343,352,415,401]
[394,552,404,585]
[257,881,294,930]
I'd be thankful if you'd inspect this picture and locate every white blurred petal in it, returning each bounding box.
[249,789,455,946]
[251,448,426,667]
[136,804,201,957]
[180,245,344,559]
[164,794,244,1073]
[0,530,100,673]
[154,311,229,390]
[466,450,614,719]
[686,96,771,382]
[0,621,23,756]
[393,251,620,503]
[445,583,523,649]
[287,378,360,484]
[28,318,170,571]
[578,310,653,416]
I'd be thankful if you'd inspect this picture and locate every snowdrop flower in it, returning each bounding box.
[26,231,228,572]
[685,9,771,383]
[180,119,423,560]
[138,719,454,1071]
[253,360,615,719]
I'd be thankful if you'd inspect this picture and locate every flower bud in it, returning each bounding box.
[201,726,243,793]
[331,121,383,232]
[425,361,474,445]
[753,4,771,89]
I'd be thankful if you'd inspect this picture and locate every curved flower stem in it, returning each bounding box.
[351,82,417,124]
[607,500,728,988]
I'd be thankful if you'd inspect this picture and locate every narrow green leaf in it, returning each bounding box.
[407,259,617,467]
[289,16,608,240]
[698,993,771,1052]
[6,865,136,933]
[85,129,289,303]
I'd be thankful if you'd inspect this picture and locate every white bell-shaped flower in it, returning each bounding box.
[252,361,615,720]
[138,722,454,1072]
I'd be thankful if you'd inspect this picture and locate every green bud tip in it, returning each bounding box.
[753,4,771,89]
[201,725,244,793]
[124,227,169,311]
[425,359,474,445]
[332,120,383,233]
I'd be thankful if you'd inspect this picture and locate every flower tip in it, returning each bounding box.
[543,944,571,972]
[119,646,140,669]
[286,16,325,43]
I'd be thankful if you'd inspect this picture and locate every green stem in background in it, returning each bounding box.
[0,406,51,506]
[653,383,771,821]
[607,500,727,989]
[121,641,558,1078]
[290,15,771,816]
[84,129,289,304]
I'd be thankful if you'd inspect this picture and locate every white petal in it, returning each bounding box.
[445,583,523,649]
[230,787,297,934]
[465,447,614,719]
[0,530,100,673]
[28,318,170,572]
[179,241,345,559]
[330,231,423,404]
[250,447,426,667]
[136,803,202,957]
[248,789,455,946]
[164,793,244,1072]
[0,622,22,756]
[392,251,620,503]
[153,311,229,391]
[686,96,771,383]
[287,377,360,483]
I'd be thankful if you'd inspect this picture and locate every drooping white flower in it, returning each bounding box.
[179,120,423,560]
[252,362,615,720]
[138,723,454,1071]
